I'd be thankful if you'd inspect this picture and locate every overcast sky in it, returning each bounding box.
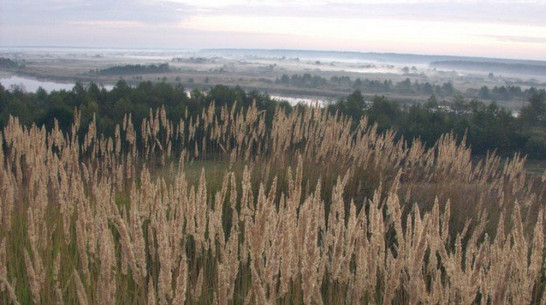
[1,0,545,60]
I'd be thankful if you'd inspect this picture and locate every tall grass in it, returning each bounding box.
[0,102,544,304]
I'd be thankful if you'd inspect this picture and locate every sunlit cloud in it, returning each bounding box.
[488,35,546,45]
[68,20,144,28]
[1,0,545,59]
[178,14,546,48]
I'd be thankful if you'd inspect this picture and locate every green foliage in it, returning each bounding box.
[366,95,404,132]
[0,57,19,69]
[2,81,546,159]
[525,128,546,159]
[275,73,328,88]
[520,92,546,127]
[332,89,365,120]
[98,63,170,75]
[331,90,545,159]
[275,72,545,102]
[0,81,284,144]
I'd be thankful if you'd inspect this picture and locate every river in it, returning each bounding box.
[0,75,114,92]
[0,75,331,107]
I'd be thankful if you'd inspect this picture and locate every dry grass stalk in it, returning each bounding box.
[0,276,19,305]
[0,103,544,305]
[23,248,42,304]
[73,270,89,305]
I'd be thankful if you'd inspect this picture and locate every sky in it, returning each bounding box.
[1,0,545,60]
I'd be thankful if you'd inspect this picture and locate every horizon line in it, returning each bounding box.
[1,45,545,63]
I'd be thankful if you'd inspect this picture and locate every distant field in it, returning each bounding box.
[2,48,545,110]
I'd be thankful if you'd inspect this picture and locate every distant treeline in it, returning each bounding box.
[0,57,20,69]
[330,90,546,158]
[172,57,210,63]
[474,85,545,101]
[94,63,170,75]
[275,73,457,95]
[276,73,328,88]
[1,80,545,159]
[430,60,546,75]
[0,80,281,140]
[354,78,457,96]
[275,72,545,101]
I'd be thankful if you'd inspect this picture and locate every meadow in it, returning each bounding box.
[0,102,544,304]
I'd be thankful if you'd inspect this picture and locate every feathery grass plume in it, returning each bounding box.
[246,178,283,302]
[23,249,41,304]
[0,276,19,305]
[82,113,96,157]
[363,184,388,303]
[73,270,89,305]
[147,278,157,305]
[347,204,368,303]
[325,171,354,285]
[96,211,116,305]
[172,253,188,305]
[0,169,15,230]
[209,173,230,254]
[298,182,326,305]
[53,252,64,305]
[128,190,147,279]
[508,202,540,304]
[0,239,19,304]
[0,102,545,304]
[194,168,208,252]
[193,266,205,303]
[529,209,544,301]
[402,207,430,304]
[0,239,5,282]
[277,193,299,296]
[154,205,174,304]
[249,259,271,305]
[217,218,240,305]
[0,130,4,166]
[75,210,91,281]
[54,287,65,305]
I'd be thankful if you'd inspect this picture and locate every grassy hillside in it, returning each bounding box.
[0,102,544,304]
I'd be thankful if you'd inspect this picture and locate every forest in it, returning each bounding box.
[0,58,20,69]
[94,63,171,76]
[1,80,545,159]
[275,72,545,102]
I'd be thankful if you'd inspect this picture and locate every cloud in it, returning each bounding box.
[1,0,545,60]
[189,1,546,27]
[0,0,192,26]
[3,0,544,29]
[487,35,546,44]
[68,20,145,28]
